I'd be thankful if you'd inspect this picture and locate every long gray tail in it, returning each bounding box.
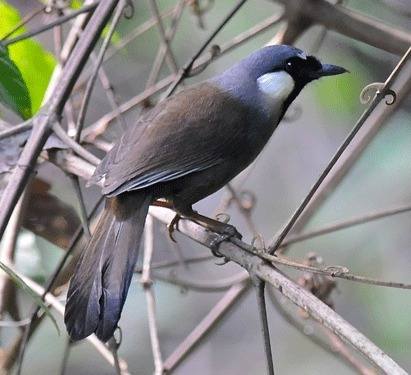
[64,192,151,342]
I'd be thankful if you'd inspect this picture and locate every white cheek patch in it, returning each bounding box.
[257,71,295,103]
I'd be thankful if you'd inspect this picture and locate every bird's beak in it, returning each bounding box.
[317,63,348,77]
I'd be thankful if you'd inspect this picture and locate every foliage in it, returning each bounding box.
[0,261,59,333]
[0,0,56,115]
[0,43,31,119]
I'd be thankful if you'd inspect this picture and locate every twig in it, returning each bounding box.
[59,338,72,375]
[253,279,275,375]
[149,206,407,374]
[268,46,411,253]
[145,0,185,89]
[83,12,284,139]
[141,215,163,375]
[147,0,179,75]
[266,287,376,375]
[0,1,121,241]
[52,122,101,165]
[0,120,32,141]
[259,252,411,290]
[152,270,248,292]
[74,0,127,142]
[104,4,178,62]
[281,49,411,246]
[164,0,249,98]
[163,281,249,372]
[0,5,46,41]
[11,270,130,374]
[275,0,411,55]
[282,202,411,248]
[3,3,98,47]
[69,175,91,238]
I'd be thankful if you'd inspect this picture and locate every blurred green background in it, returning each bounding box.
[2,0,411,374]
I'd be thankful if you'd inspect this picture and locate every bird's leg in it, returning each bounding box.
[152,199,173,209]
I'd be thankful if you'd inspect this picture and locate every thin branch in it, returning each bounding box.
[74,0,127,142]
[268,46,411,253]
[266,287,377,375]
[0,5,46,41]
[152,270,248,292]
[69,175,91,238]
[275,0,411,55]
[282,51,411,246]
[147,0,179,75]
[0,0,121,241]
[163,281,249,373]
[0,120,32,141]
[11,270,130,374]
[52,122,101,166]
[282,202,411,248]
[104,4,178,62]
[83,12,284,140]
[3,3,98,47]
[149,206,407,374]
[164,0,249,98]
[141,215,164,375]
[145,0,185,89]
[253,279,275,375]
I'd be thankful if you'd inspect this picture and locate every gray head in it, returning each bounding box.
[228,45,346,84]
[214,45,347,118]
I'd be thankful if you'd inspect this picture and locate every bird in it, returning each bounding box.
[64,45,347,342]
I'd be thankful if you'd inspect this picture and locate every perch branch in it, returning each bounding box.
[149,206,407,374]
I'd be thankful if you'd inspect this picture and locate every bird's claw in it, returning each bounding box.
[208,223,242,261]
[167,214,181,242]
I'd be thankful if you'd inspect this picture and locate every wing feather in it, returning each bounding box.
[91,82,249,196]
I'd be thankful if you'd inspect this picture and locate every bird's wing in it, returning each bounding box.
[91,82,250,196]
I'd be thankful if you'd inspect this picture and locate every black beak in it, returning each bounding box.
[317,63,348,77]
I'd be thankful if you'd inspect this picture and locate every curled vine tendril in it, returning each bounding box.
[215,212,231,224]
[123,0,135,19]
[187,44,221,77]
[360,82,397,105]
[188,0,215,29]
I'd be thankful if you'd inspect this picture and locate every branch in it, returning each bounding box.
[2,3,98,47]
[268,46,411,253]
[149,206,407,374]
[0,0,120,241]
[276,0,411,55]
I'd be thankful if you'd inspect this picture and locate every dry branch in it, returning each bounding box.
[149,206,407,374]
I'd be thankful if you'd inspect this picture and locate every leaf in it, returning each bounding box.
[0,261,60,334]
[0,44,31,119]
[0,0,56,114]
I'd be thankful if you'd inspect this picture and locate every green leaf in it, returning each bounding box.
[0,0,56,115]
[0,43,31,119]
[0,261,60,334]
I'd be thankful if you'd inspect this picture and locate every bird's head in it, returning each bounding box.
[238,44,347,85]
[215,45,347,116]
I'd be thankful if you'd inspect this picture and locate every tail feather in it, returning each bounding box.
[64,192,151,342]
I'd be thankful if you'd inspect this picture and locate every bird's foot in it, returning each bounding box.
[208,223,242,260]
[167,213,181,242]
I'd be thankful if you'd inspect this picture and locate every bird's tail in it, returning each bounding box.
[64,191,152,342]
